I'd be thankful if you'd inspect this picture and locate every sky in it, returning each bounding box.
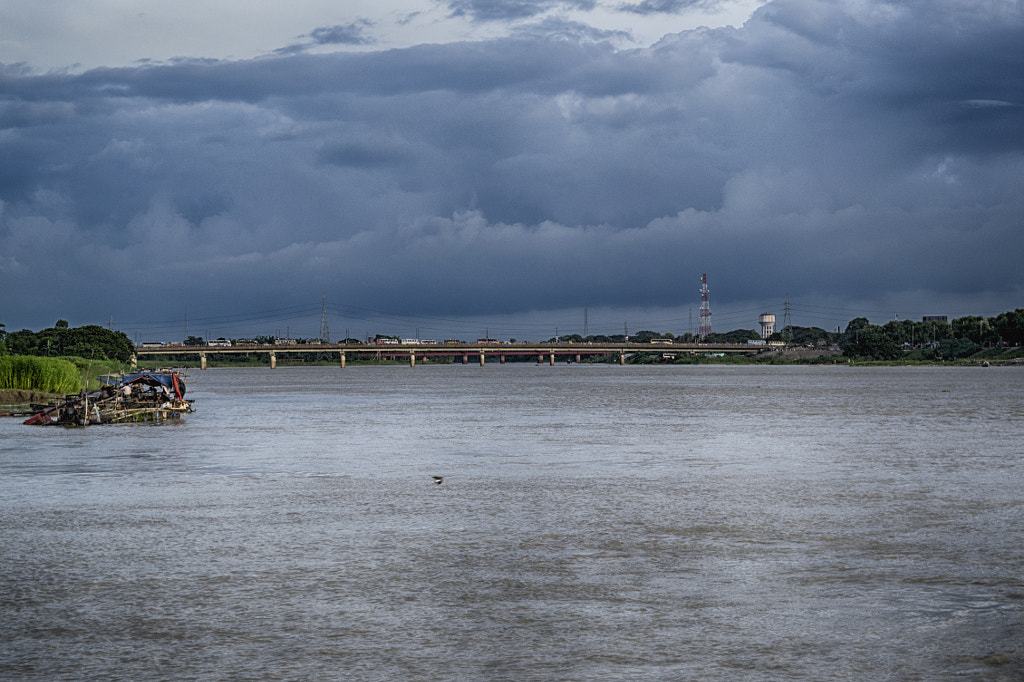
[1,0,1022,343]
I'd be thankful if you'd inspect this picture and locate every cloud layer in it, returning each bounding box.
[1,0,1022,339]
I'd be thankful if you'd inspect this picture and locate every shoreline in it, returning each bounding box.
[0,389,60,416]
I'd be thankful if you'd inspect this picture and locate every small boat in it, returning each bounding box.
[23,370,194,426]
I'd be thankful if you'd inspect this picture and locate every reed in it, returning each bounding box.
[0,356,83,394]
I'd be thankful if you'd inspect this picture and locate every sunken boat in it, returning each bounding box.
[23,370,194,426]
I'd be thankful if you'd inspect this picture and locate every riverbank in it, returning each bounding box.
[0,389,58,416]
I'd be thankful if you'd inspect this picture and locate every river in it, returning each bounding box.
[1,365,1022,680]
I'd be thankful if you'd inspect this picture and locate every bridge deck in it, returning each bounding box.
[136,341,759,356]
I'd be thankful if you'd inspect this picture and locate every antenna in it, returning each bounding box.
[698,273,712,340]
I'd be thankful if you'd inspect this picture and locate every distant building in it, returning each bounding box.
[922,316,948,323]
[759,313,776,339]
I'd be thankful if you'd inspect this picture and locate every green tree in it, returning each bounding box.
[2,323,133,362]
[991,309,1024,346]
[704,329,761,344]
[919,319,953,345]
[844,317,871,336]
[935,337,981,360]
[843,324,901,360]
[951,316,993,345]
[881,320,915,347]
[630,330,662,343]
[788,326,837,346]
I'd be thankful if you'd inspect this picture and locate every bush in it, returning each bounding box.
[0,356,83,394]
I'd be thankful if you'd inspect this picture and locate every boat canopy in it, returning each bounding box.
[100,372,186,397]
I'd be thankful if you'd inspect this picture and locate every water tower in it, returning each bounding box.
[759,313,776,339]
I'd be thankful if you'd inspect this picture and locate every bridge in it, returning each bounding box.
[134,341,763,369]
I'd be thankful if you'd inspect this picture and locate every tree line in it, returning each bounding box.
[549,309,1024,361]
[0,320,134,363]
[2,308,1022,364]
[826,310,1023,360]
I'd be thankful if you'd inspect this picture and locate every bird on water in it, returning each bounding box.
[432,476,443,485]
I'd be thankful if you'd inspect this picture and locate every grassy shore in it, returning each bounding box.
[0,356,131,409]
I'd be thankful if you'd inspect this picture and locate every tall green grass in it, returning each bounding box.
[63,357,130,391]
[0,356,84,394]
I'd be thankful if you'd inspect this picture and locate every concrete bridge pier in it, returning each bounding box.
[270,351,276,369]
[340,351,346,368]
[462,354,468,364]
[499,354,505,364]
[410,350,416,368]
[130,354,137,370]
[549,352,555,366]
[479,350,485,366]
[200,352,207,370]
[537,353,544,364]
[619,350,625,365]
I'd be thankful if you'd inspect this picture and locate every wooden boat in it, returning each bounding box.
[23,370,194,426]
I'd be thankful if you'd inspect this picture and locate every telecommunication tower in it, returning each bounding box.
[698,273,712,339]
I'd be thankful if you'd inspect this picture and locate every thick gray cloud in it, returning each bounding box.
[620,0,718,16]
[276,22,377,54]
[1,0,1022,340]
[445,0,598,22]
[511,17,635,43]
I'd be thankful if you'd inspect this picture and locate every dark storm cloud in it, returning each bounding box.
[619,0,718,15]
[511,17,634,42]
[1,0,1022,338]
[275,21,376,55]
[445,0,597,22]
[311,22,376,45]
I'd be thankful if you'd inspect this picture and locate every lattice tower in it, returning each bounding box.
[319,297,330,343]
[316,297,333,362]
[698,273,712,339]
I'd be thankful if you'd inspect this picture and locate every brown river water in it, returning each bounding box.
[1,364,1022,680]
